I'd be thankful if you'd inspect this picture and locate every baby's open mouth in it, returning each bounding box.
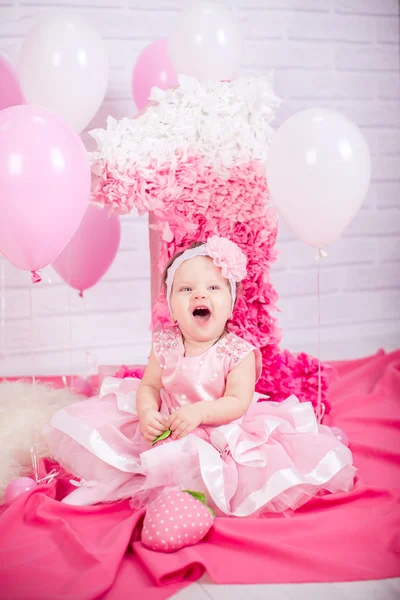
[192,306,211,323]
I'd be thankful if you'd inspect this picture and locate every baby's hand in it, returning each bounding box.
[139,408,168,443]
[167,403,205,440]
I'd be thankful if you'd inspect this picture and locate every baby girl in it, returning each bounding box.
[47,236,355,516]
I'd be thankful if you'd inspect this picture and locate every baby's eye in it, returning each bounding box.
[209,285,220,291]
[179,286,191,292]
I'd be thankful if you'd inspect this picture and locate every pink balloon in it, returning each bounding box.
[132,39,178,110]
[5,477,37,505]
[52,204,120,294]
[0,56,26,111]
[0,105,90,275]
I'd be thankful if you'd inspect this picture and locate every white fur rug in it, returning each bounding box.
[0,381,83,503]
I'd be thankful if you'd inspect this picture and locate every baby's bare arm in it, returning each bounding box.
[137,349,163,418]
[200,352,256,426]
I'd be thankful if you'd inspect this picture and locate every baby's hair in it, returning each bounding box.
[162,241,241,306]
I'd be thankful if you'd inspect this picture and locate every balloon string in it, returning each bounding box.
[80,293,97,378]
[0,256,5,361]
[67,245,73,383]
[29,286,39,482]
[82,294,89,376]
[316,258,325,424]
[317,259,321,421]
[28,284,60,485]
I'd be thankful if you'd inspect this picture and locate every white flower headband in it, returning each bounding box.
[166,235,247,313]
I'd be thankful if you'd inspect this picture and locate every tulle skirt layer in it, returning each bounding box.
[46,377,356,517]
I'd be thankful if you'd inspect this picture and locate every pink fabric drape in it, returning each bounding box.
[1,350,399,599]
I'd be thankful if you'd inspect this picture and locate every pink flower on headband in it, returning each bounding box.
[206,236,247,282]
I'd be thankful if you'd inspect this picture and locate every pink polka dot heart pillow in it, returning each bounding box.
[141,489,215,553]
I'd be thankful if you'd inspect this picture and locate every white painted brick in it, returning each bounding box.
[126,1,178,7]
[105,38,144,71]
[287,12,376,43]
[240,10,287,39]
[376,73,400,99]
[3,280,151,321]
[274,99,400,129]
[332,101,399,128]
[274,70,334,100]
[20,0,125,7]
[372,156,400,181]
[120,217,149,251]
[1,7,173,42]
[0,340,151,378]
[0,36,21,64]
[335,44,399,71]
[271,267,344,297]
[270,250,288,271]
[87,9,175,40]
[277,70,376,100]
[0,259,35,289]
[368,182,400,208]
[239,0,330,10]
[324,290,400,324]
[2,6,139,40]
[239,64,265,79]
[103,248,150,281]
[0,288,30,322]
[3,309,151,352]
[334,0,399,16]
[343,101,400,128]
[376,238,400,262]
[376,16,400,44]
[360,184,374,208]
[285,290,400,327]
[276,217,297,242]
[118,206,141,220]
[279,320,400,360]
[335,71,377,100]
[243,41,333,69]
[344,210,400,236]
[363,129,400,156]
[0,9,35,37]
[275,237,376,270]
[105,69,132,102]
[344,264,400,291]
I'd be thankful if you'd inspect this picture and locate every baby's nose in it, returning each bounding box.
[194,290,207,299]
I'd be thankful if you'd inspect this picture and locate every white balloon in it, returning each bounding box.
[18,13,108,133]
[168,0,241,81]
[267,108,371,249]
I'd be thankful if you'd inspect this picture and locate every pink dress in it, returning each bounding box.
[46,329,356,516]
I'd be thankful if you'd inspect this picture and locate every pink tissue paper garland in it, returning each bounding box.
[91,149,332,413]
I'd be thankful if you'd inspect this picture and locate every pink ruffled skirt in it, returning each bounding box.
[46,377,356,517]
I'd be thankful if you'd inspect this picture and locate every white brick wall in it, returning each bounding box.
[0,0,399,376]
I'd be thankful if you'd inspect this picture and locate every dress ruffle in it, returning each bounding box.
[46,376,355,516]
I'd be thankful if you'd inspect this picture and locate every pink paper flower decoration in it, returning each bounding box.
[206,235,247,281]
